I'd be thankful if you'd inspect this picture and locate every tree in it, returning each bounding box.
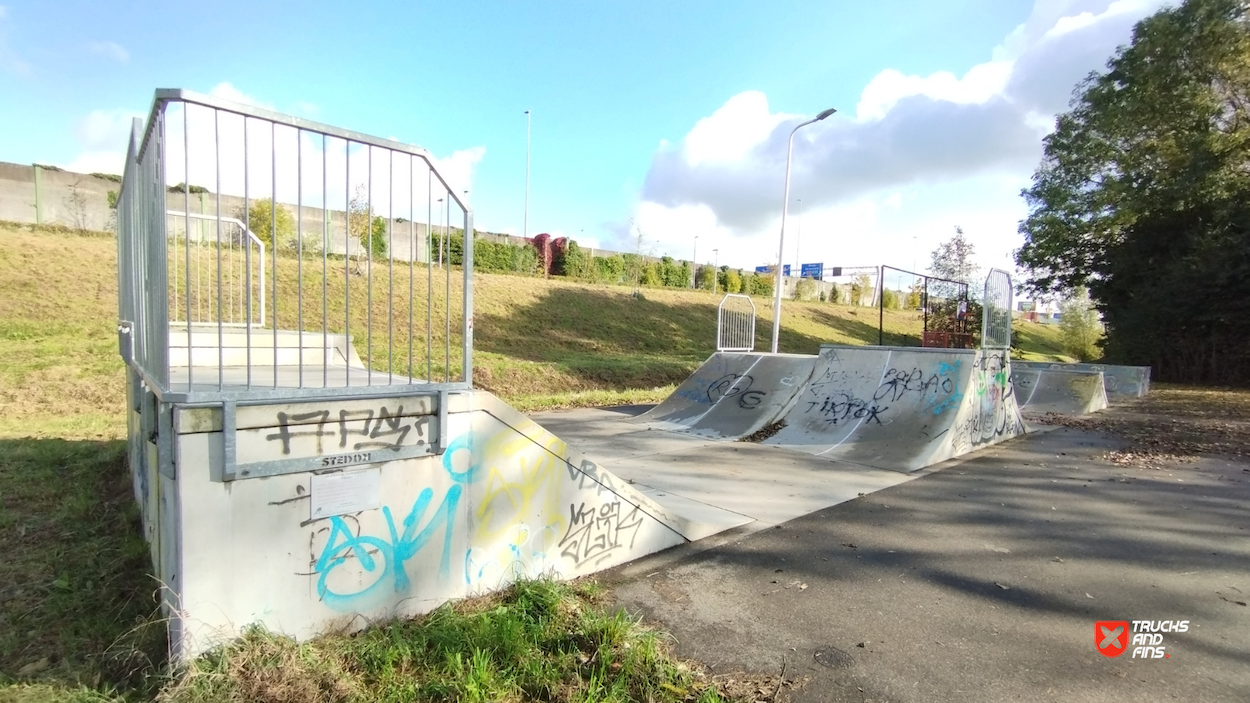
[245,198,296,250]
[1015,0,1250,384]
[724,269,743,294]
[696,264,716,291]
[1059,287,1103,361]
[850,274,872,306]
[929,227,979,291]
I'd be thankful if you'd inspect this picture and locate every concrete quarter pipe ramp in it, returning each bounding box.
[630,352,816,439]
[1012,367,1109,416]
[761,345,1026,472]
[1013,360,1151,400]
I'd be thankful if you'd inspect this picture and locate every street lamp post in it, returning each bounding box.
[692,235,699,288]
[713,248,719,294]
[771,107,836,354]
[524,110,531,241]
[795,197,803,274]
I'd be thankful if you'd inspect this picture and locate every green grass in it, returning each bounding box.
[0,439,165,702]
[158,579,740,703]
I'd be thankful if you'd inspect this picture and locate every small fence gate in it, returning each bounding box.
[717,294,756,352]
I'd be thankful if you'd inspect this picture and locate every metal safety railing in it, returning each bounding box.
[716,293,756,352]
[982,268,1013,350]
[117,89,474,403]
[167,211,266,327]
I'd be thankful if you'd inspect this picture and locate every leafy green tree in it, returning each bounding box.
[1016,0,1250,383]
[929,227,978,295]
[724,269,743,294]
[1059,287,1103,361]
[641,262,662,287]
[245,198,296,249]
[368,216,388,258]
[696,264,716,291]
[850,274,872,306]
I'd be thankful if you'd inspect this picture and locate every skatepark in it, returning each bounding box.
[111,90,1148,660]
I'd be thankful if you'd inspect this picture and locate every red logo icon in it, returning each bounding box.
[1096,620,1129,658]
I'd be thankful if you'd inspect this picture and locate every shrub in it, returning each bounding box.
[244,198,296,249]
[794,277,817,301]
[724,269,743,294]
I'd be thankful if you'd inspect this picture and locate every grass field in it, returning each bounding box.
[0,222,1073,701]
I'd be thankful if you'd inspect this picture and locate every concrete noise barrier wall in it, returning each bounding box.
[1012,367,1109,416]
[630,352,816,439]
[761,345,1026,472]
[1013,360,1151,400]
[134,388,700,660]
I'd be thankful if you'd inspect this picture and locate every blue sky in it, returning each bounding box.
[0,0,1168,280]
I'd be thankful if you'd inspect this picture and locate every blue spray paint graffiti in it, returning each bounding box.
[313,433,479,609]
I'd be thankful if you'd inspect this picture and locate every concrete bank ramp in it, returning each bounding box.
[630,352,816,439]
[1012,367,1109,416]
[1013,360,1151,400]
[762,345,1026,472]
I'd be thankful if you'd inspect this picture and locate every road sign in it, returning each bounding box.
[755,265,793,276]
[800,263,823,279]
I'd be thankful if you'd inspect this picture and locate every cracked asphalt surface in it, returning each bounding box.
[603,425,1250,702]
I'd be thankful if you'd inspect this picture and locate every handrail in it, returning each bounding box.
[166,210,267,327]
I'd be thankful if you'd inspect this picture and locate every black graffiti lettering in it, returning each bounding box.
[265,405,423,455]
[265,410,334,456]
[558,501,643,566]
[738,390,766,409]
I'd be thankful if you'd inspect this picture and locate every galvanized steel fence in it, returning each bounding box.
[981,268,1013,350]
[716,294,756,352]
[117,89,474,403]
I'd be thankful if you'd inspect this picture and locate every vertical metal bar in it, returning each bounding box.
[344,141,351,387]
[271,121,278,388]
[923,278,929,337]
[408,155,414,382]
[155,104,170,393]
[322,134,329,389]
[244,116,253,388]
[183,104,193,391]
[878,266,884,346]
[388,149,394,384]
[444,195,451,383]
[462,205,473,385]
[426,164,432,382]
[367,146,373,384]
[298,128,305,387]
[215,108,224,390]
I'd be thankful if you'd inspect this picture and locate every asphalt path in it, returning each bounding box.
[604,426,1250,702]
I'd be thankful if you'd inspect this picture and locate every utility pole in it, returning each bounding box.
[523,110,531,241]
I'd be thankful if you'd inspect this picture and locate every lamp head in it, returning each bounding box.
[815,107,838,121]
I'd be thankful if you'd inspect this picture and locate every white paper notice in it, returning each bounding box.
[310,469,381,520]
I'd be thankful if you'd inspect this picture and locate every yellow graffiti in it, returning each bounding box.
[472,429,567,549]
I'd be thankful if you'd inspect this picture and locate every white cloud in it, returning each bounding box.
[88,40,129,63]
[632,0,1173,276]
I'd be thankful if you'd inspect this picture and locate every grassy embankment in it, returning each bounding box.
[0,223,1071,439]
[0,222,1070,701]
